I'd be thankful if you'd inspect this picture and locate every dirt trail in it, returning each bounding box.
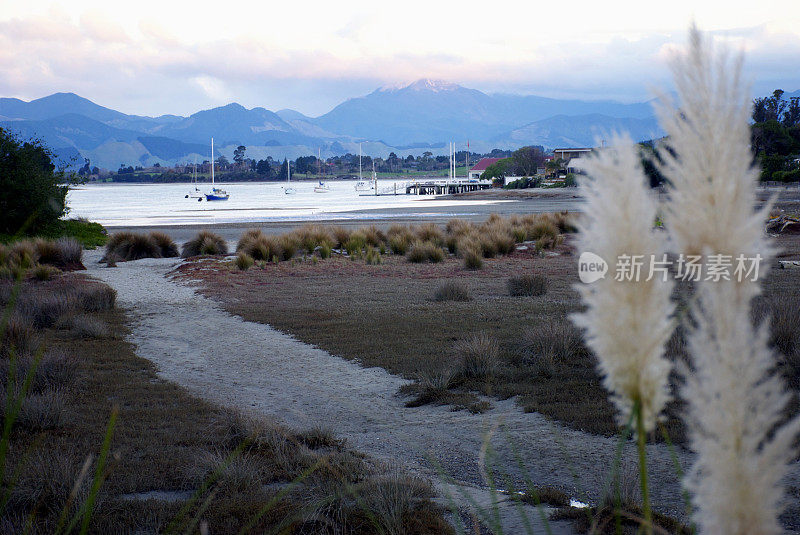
[86,251,695,532]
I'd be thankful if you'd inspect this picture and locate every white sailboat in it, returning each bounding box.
[283,158,296,195]
[185,157,203,201]
[314,148,330,192]
[354,143,373,192]
[204,138,229,201]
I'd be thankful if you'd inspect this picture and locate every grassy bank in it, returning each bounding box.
[0,272,452,533]
[176,220,800,447]
[0,219,107,249]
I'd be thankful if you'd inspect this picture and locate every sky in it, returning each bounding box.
[1,0,799,118]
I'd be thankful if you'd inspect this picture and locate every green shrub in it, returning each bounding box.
[0,129,71,234]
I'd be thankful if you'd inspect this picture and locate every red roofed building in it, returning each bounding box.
[468,158,502,179]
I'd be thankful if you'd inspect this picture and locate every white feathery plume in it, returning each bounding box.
[572,134,675,431]
[658,26,800,534]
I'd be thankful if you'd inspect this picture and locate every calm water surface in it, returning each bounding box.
[67,180,501,227]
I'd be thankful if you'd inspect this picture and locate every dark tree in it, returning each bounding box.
[511,146,545,176]
[0,129,72,234]
[233,145,246,166]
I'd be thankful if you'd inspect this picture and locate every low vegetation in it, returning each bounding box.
[0,272,452,533]
[221,213,575,271]
[507,274,548,296]
[102,231,180,262]
[181,230,228,258]
[434,281,472,302]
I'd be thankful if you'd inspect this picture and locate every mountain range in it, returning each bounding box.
[2,81,793,170]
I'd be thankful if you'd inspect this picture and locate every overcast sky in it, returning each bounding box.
[1,0,799,117]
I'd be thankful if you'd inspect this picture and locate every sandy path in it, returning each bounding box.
[86,251,696,531]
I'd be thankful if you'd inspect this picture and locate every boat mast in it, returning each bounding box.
[211,137,215,186]
[359,143,362,181]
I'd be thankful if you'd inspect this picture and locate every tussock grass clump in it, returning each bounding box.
[4,278,116,328]
[234,252,254,271]
[7,450,88,513]
[406,241,445,263]
[434,281,472,302]
[12,388,68,431]
[364,247,383,265]
[360,225,386,248]
[277,234,299,260]
[0,318,36,358]
[486,229,516,255]
[31,264,59,281]
[518,486,571,507]
[454,332,499,379]
[415,223,444,246]
[528,219,560,243]
[344,232,367,257]
[446,218,474,237]
[388,228,414,255]
[461,246,484,270]
[148,231,179,258]
[296,426,344,450]
[319,243,332,259]
[296,224,335,254]
[522,321,585,363]
[103,232,162,262]
[508,274,548,297]
[237,229,281,261]
[53,237,84,268]
[330,226,351,248]
[181,230,228,257]
[63,314,109,339]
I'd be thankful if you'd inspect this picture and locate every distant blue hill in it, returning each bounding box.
[3,80,767,169]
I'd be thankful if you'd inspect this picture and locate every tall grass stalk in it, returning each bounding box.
[572,133,674,534]
[657,27,800,534]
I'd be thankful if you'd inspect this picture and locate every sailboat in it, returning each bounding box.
[283,158,296,195]
[204,138,229,201]
[314,148,330,192]
[354,143,373,192]
[185,157,203,201]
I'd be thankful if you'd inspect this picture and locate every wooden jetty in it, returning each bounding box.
[405,179,492,195]
[358,179,493,197]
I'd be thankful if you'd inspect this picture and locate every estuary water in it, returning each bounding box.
[67,180,501,227]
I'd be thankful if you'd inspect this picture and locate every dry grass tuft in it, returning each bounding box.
[234,252,254,271]
[507,274,548,297]
[31,264,60,281]
[454,332,499,379]
[103,232,162,262]
[407,241,445,263]
[182,231,228,257]
[521,321,586,376]
[434,281,472,302]
[148,231,180,258]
